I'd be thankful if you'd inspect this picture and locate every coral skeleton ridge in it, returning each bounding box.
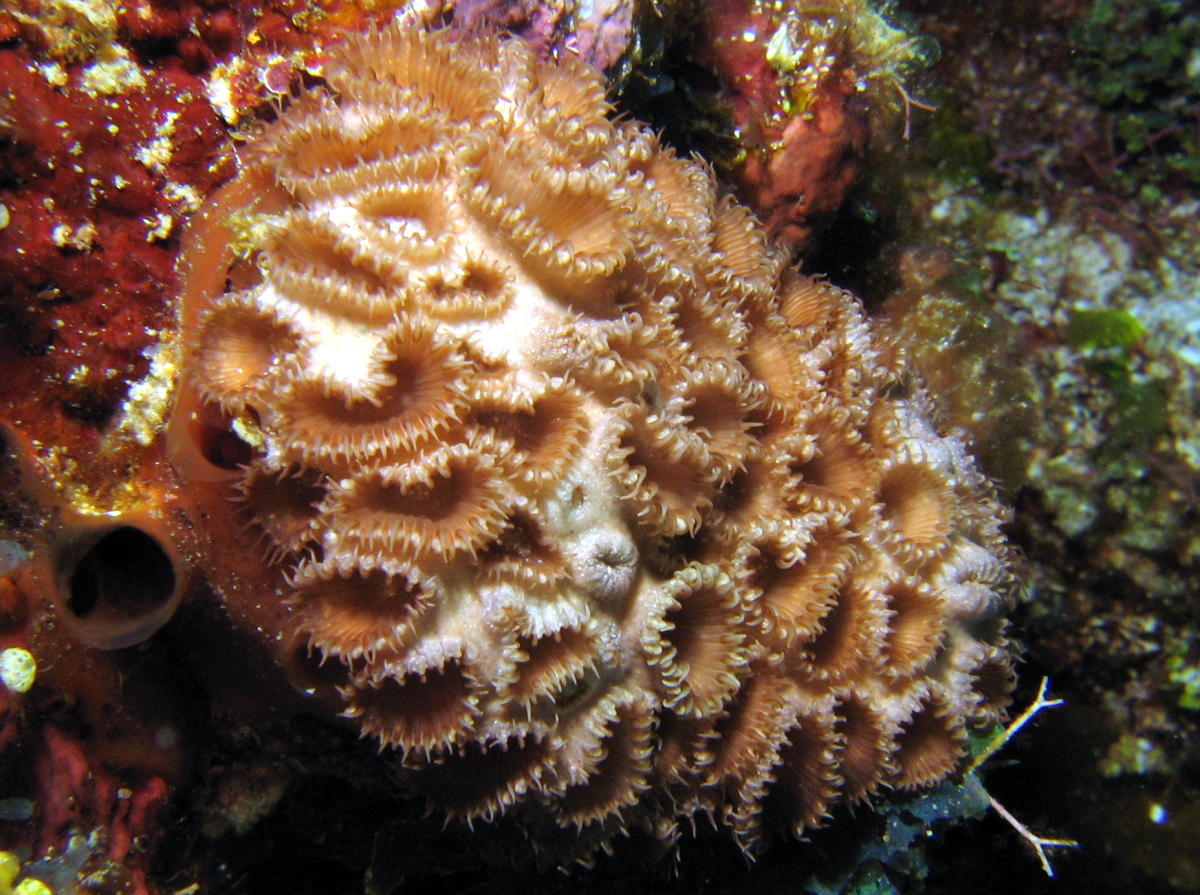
[166,25,1015,855]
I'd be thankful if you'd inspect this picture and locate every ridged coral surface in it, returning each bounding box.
[170,25,1015,853]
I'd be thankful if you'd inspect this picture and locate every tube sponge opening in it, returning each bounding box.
[56,523,181,650]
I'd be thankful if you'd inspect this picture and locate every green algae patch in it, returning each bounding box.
[1166,653,1200,711]
[1065,308,1145,350]
[922,99,1004,193]
[1071,0,1200,191]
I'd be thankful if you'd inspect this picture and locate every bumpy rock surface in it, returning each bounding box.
[169,25,1015,855]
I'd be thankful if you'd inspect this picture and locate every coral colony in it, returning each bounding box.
[175,27,1015,848]
[1,21,1017,887]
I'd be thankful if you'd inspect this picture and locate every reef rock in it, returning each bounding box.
[166,26,1014,854]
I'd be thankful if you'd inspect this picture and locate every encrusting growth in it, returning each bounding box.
[169,24,1016,856]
